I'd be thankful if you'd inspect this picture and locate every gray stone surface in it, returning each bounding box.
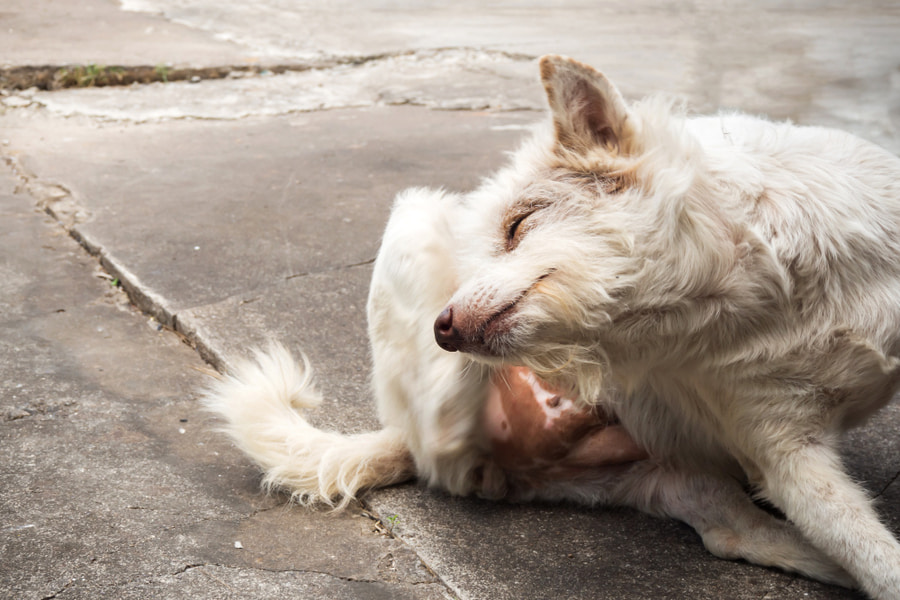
[2,1,899,599]
[0,164,449,599]
[372,486,857,600]
[1,0,251,68]
[0,108,532,319]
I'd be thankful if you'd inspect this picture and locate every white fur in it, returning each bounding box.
[203,56,900,596]
[440,56,900,597]
[205,186,851,588]
[203,345,413,508]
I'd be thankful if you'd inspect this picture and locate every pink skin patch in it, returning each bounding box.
[483,366,648,479]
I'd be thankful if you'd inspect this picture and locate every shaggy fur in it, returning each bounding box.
[205,56,900,597]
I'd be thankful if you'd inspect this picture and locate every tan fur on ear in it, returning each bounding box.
[539,55,632,155]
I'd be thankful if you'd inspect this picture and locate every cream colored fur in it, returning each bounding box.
[439,56,900,598]
[203,346,414,507]
[203,56,900,596]
[206,184,852,588]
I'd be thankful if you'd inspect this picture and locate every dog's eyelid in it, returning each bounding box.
[505,214,527,251]
[505,203,549,251]
[510,200,550,226]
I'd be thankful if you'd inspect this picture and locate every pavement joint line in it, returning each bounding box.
[283,257,377,281]
[2,155,82,222]
[874,469,900,499]
[1,63,321,91]
[3,153,187,343]
[1,47,537,92]
[170,560,424,586]
[39,579,75,600]
[357,499,459,596]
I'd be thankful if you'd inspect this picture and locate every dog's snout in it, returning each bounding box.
[434,307,462,352]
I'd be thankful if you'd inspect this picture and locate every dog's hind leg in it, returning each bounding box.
[653,468,855,588]
[543,462,854,587]
[755,443,900,598]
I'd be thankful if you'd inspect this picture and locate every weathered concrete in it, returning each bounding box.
[0,108,532,319]
[5,1,898,151]
[3,103,890,599]
[2,1,899,599]
[1,0,252,68]
[373,486,856,600]
[9,51,540,118]
[0,164,450,599]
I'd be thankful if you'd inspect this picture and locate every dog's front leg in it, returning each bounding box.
[616,463,855,587]
[754,442,900,598]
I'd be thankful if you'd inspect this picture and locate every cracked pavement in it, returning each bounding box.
[2,1,899,599]
[0,165,448,599]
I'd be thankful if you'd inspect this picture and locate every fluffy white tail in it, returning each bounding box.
[203,344,415,508]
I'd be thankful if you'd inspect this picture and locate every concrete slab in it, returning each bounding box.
[3,1,897,151]
[115,0,900,150]
[0,107,534,322]
[1,0,252,68]
[177,266,377,432]
[0,162,450,600]
[15,50,540,120]
[3,1,900,598]
[371,486,860,600]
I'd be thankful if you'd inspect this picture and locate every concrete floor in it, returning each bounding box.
[1,1,898,598]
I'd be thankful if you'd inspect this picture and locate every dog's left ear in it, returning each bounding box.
[539,55,631,155]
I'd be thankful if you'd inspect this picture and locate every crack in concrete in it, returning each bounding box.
[1,48,535,92]
[171,560,417,587]
[153,495,294,541]
[873,469,900,499]
[1,398,78,423]
[3,155,180,331]
[358,501,451,592]
[2,155,86,227]
[39,578,75,600]
[2,47,543,122]
[284,257,376,281]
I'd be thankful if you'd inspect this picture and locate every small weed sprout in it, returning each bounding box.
[386,514,399,533]
[55,64,124,88]
[155,64,170,83]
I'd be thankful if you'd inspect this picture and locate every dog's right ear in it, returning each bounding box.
[539,55,632,155]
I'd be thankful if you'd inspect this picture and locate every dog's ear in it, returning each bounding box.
[539,55,631,155]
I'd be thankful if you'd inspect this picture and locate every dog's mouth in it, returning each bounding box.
[480,298,522,341]
[481,270,556,348]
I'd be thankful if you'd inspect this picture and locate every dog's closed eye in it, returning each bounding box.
[506,214,529,249]
[505,206,546,252]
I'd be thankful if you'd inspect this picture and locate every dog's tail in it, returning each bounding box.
[203,343,415,508]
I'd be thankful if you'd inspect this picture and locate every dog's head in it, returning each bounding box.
[434,56,774,400]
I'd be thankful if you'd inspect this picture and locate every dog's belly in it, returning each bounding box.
[484,366,647,480]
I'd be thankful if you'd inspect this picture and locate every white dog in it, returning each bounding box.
[206,56,900,597]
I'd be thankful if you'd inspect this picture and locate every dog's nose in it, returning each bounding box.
[434,307,462,352]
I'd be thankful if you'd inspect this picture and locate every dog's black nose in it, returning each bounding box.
[434,307,462,352]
